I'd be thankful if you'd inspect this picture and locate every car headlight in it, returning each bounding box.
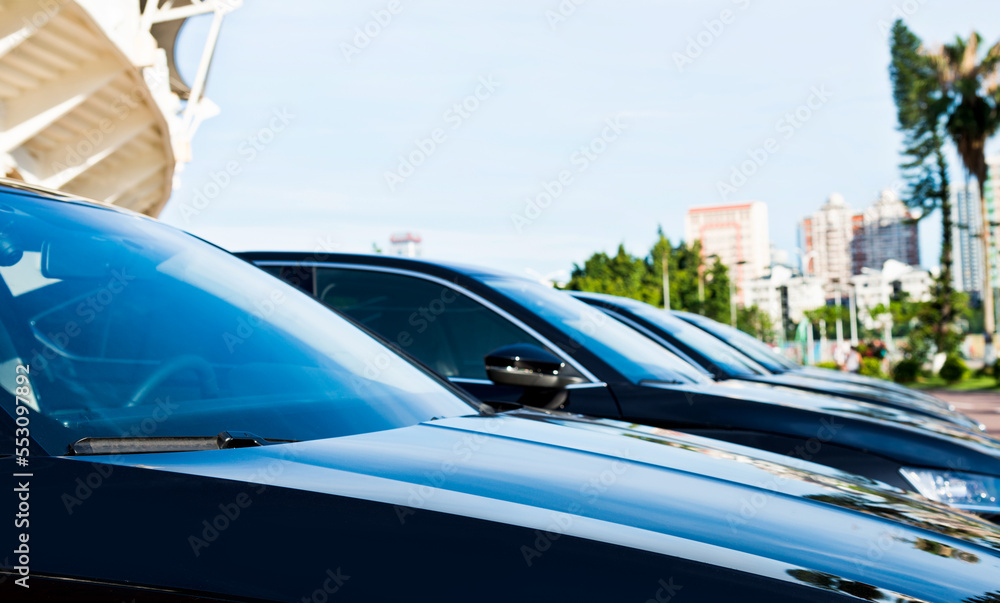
[900,468,1000,513]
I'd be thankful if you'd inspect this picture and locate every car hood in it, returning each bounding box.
[86,411,1000,601]
[797,366,951,408]
[745,372,983,431]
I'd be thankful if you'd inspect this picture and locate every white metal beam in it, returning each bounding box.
[0,55,122,151]
[0,0,62,56]
[64,148,164,201]
[37,110,157,185]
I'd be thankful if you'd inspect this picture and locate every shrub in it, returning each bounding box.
[814,361,839,370]
[938,354,967,384]
[892,358,921,384]
[860,357,885,379]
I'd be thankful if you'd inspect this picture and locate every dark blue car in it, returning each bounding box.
[241,251,1000,521]
[9,185,1000,600]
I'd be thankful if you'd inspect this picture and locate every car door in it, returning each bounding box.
[260,262,621,417]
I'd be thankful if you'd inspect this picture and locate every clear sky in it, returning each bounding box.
[158,0,1000,283]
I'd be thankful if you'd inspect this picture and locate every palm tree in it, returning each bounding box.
[890,22,960,355]
[924,30,1000,348]
[891,21,1000,351]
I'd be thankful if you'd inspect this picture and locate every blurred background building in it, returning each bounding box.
[390,232,422,258]
[951,157,1000,301]
[800,191,923,299]
[684,201,770,303]
[952,181,984,296]
[850,189,919,274]
[800,193,855,297]
[743,262,826,330]
[0,0,237,215]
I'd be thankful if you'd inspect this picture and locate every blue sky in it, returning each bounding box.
[158,0,1000,283]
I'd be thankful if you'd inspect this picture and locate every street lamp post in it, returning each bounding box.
[730,260,747,328]
[848,282,858,346]
[730,279,737,326]
[700,254,719,304]
[662,252,670,311]
[832,278,844,348]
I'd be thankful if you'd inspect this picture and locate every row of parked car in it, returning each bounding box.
[1,182,999,601]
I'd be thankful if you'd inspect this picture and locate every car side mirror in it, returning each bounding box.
[484,344,585,389]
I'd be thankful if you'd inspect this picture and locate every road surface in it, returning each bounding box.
[926,389,1000,433]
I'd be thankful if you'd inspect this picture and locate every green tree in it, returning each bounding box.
[869,292,922,338]
[565,243,653,303]
[803,305,848,328]
[699,258,732,324]
[889,20,962,354]
[564,228,737,327]
[737,305,774,342]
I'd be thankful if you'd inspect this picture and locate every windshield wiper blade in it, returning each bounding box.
[638,379,686,386]
[69,430,295,456]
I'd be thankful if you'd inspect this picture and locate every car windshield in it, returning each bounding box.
[617,303,770,378]
[0,194,478,455]
[483,277,709,385]
[677,313,799,373]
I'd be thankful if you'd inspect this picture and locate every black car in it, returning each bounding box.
[570,291,983,430]
[673,308,956,409]
[11,186,1000,600]
[242,252,1000,519]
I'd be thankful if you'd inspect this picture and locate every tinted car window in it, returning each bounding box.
[678,312,799,372]
[0,196,476,454]
[619,303,770,377]
[484,277,710,385]
[312,268,570,380]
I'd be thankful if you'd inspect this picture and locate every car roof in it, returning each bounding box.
[0,177,133,215]
[0,178,90,203]
[238,250,527,281]
[569,291,654,309]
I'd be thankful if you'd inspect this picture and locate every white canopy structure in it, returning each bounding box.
[0,0,238,215]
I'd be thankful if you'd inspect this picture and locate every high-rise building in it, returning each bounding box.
[987,156,1000,290]
[850,189,920,274]
[684,201,770,303]
[800,193,854,295]
[952,159,1000,297]
[951,182,984,294]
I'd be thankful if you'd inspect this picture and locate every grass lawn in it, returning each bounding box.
[910,375,1000,391]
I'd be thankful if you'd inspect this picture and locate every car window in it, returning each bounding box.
[483,277,710,385]
[0,196,477,455]
[619,303,770,377]
[310,268,578,381]
[679,313,799,372]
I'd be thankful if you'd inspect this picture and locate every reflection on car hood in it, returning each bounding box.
[91,412,1000,601]
[754,372,983,431]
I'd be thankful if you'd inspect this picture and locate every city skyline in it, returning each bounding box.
[156,1,999,283]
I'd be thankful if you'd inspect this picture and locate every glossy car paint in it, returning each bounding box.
[10,409,1000,601]
[570,291,983,431]
[240,252,1000,501]
[9,185,1000,600]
